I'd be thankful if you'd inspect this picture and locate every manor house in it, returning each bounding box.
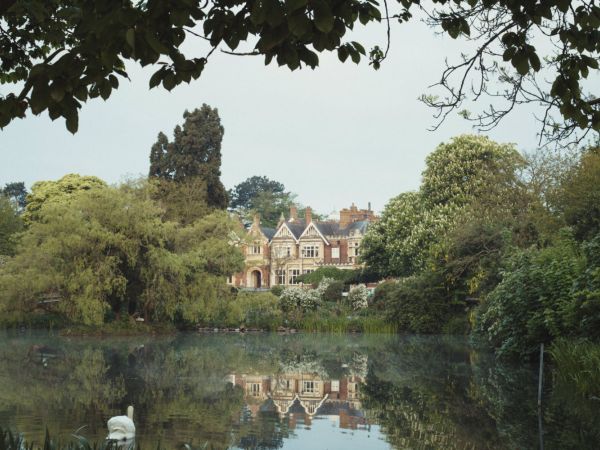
[229,203,377,288]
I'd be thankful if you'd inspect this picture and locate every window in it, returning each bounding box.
[249,383,261,396]
[276,270,286,285]
[331,380,340,392]
[250,242,261,254]
[277,379,292,391]
[331,247,340,259]
[289,269,300,285]
[227,275,233,284]
[302,245,319,258]
[275,245,291,258]
[302,380,318,394]
[303,269,314,275]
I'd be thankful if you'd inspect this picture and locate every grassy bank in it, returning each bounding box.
[292,313,397,333]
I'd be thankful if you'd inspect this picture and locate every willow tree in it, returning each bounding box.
[0,182,244,325]
[23,173,107,223]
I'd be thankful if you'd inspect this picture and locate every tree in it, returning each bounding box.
[1,182,27,210]
[0,1,596,144]
[557,147,600,240]
[361,135,524,278]
[0,182,245,325]
[23,173,107,223]
[0,196,22,257]
[149,105,228,209]
[229,176,298,227]
[229,176,285,210]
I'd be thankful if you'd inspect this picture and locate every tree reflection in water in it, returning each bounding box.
[0,332,598,450]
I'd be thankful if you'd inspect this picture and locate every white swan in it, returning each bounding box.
[107,405,136,441]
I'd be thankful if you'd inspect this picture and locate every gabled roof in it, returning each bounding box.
[272,221,302,242]
[260,226,276,241]
[286,220,306,239]
[299,222,330,245]
[272,218,371,244]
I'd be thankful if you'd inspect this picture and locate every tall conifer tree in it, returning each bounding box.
[149,104,228,209]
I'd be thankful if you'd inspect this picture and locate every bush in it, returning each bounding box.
[370,280,397,310]
[279,287,321,312]
[296,267,352,284]
[385,271,454,334]
[322,280,344,303]
[227,291,281,330]
[474,234,584,359]
[270,285,284,297]
[442,315,470,335]
[347,285,369,311]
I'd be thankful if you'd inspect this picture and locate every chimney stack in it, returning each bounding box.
[305,206,312,224]
[253,213,260,227]
[368,201,371,211]
[289,205,298,221]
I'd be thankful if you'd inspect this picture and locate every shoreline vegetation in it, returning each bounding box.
[1,121,600,371]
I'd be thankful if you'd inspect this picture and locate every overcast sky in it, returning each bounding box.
[0,18,547,215]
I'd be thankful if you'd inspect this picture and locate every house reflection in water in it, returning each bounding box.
[227,372,368,430]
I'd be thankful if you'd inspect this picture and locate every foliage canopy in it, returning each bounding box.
[149,105,228,209]
[0,181,244,325]
[0,0,597,143]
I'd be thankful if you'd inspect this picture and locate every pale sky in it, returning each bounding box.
[0,18,547,215]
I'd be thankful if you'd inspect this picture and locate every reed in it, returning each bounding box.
[549,338,600,399]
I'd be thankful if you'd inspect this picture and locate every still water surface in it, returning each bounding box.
[0,332,598,449]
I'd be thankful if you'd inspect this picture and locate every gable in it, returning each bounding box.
[299,223,329,245]
[272,223,299,242]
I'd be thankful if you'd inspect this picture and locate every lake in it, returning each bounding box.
[0,332,598,449]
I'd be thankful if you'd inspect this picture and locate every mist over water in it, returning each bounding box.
[0,332,598,449]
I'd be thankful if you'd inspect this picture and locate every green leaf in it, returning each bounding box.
[529,52,541,72]
[337,46,349,62]
[65,112,78,134]
[125,28,135,51]
[148,69,163,89]
[288,13,311,37]
[145,32,169,54]
[285,0,307,13]
[512,51,529,76]
[313,0,334,33]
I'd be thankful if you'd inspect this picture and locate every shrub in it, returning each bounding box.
[227,291,281,329]
[270,285,284,297]
[322,280,344,303]
[385,271,453,334]
[474,234,584,359]
[279,287,321,312]
[347,285,369,311]
[296,267,352,284]
[314,277,334,297]
[370,280,397,310]
[442,315,470,335]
